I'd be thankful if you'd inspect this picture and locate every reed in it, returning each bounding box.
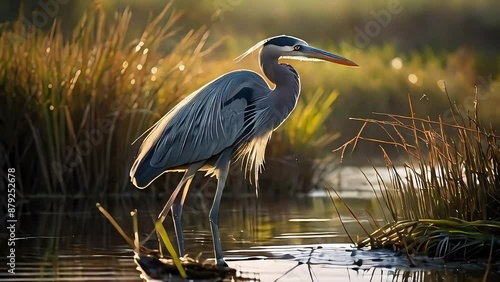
[335,87,500,262]
[1,2,215,195]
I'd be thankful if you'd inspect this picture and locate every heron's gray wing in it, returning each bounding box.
[141,70,270,169]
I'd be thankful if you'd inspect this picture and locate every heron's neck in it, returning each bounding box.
[261,56,300,92]
[260,55,301,126]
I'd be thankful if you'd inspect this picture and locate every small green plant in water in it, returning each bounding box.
[96,203,236,280]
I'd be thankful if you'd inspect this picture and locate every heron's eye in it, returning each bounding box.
[293,45,301,51]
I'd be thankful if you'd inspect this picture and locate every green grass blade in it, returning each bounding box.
[155,220,187,279]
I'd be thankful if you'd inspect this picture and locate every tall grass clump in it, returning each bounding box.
[263,88,340,194]
[336,88,500,262]
[0,2,216,196]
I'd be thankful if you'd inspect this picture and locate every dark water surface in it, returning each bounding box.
[0,194,497,281]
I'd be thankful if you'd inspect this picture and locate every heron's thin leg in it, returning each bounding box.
[152,175,190,252]
[171,177,193,257]
[209,157,231,267]
[143,162,204,245]
[157,162,204,223]
[158,175,189,222]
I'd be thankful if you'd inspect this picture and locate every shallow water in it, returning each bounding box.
[0,193,496,281]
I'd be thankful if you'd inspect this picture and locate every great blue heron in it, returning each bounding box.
[130,35,357,266]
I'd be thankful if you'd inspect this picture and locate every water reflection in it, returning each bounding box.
[0,195,495,281]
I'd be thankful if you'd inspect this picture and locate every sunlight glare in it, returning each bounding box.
[288,218,331,222]
[391,57,403,69]
[408,73,418,84]
[135,41,144,52]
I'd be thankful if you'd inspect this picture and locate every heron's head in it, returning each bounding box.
[235,35,358,67]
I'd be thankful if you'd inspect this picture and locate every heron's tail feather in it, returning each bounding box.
[130,151,164,189]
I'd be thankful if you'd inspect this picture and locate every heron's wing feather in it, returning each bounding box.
[141,71,269,169]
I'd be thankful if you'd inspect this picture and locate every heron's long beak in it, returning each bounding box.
[302,45,358,67]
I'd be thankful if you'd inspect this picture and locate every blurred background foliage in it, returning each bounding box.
[1,0,499,196]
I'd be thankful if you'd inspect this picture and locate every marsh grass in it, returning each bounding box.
[265,89,341,194]
[335,87,500,263]
[1,2,217,195]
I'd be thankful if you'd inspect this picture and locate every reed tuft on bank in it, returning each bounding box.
[336,87,500,263]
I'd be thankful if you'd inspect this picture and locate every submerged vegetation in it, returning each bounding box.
[96,203,237,280]
[336,91,500,265]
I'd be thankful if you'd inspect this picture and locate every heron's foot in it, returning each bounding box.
[216,258,229,268]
